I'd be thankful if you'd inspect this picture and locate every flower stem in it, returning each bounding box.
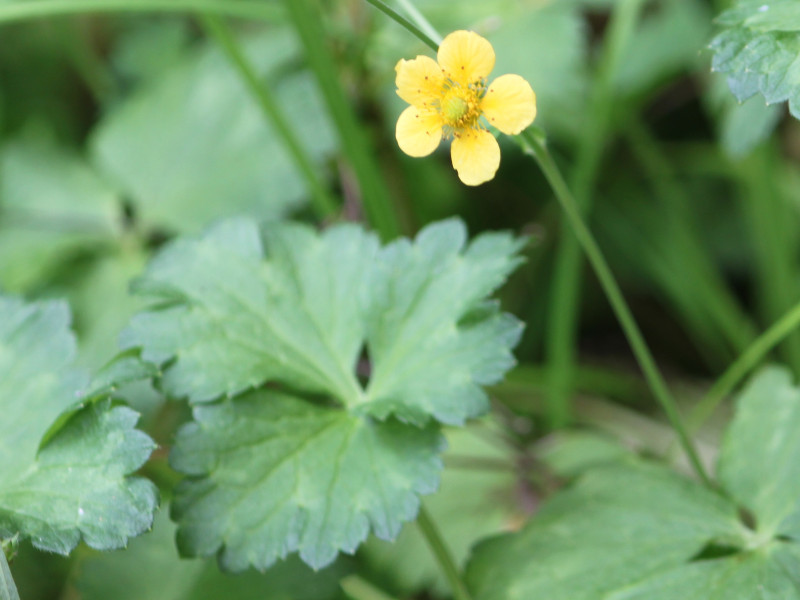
[362,0,439,51]
[283,0,401,241]
[519,129,712,487]
[544,0,646,430]
[416,505,473,600]
[200,14,339,220]
[688,298,800,432]
[0,0,280,24]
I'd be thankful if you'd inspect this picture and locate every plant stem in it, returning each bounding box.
[200,14,339,220]
[545,0,645,430]
[416,505,473,600]
[282,0,401,240]
[0,0,280,25]
[363,0,438,51]
[394,0,441,45]
[739,144,800,375]
[689,299,800,431]
[519,129,712,487]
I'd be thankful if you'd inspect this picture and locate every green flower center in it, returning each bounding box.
[443,96,469,124]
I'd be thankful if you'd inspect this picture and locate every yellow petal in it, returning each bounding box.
[396,105,443,157]
[437,30,495,86]
[395,56,445,108]
[450,128,500,186]
[481,74,537,135]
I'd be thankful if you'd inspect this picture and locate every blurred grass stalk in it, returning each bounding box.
[544,0,645,430]
[282,0,402,241]
[199,14,340,220]
[739,143,800,376]
[0,0,280,24]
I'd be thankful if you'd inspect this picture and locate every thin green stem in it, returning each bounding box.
[0,0,280,25]
[740,144,800,375]
[519,129,712,487]
[394,0,441,45]
[200,14,339,220]
[544,0,645,429]
[689,299,800,431]
[362,0,438,51]
[416,506,473,600]
[283,0,401,240]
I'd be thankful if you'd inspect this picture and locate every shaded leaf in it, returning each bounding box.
[91,30,337,233]
[0,138,120,292]
[74,508,351,600]
[465,461,746,600]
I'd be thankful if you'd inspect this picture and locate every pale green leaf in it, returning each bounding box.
[124,218,523,426]
[91,30,337,233]
[0,297,157,554]
[465,461,746,600]
[718,366,800,537]
[615,0,711,95]
[0,549,19,600]
[0,138,121,292]
[711,0,800,118]
[74,508,351,600]
[170,390,443,571]
[607,544,800,600]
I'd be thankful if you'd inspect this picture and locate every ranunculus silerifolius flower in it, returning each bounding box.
[395,30,537,186]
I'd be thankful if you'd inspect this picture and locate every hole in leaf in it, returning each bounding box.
[690,542,742,562]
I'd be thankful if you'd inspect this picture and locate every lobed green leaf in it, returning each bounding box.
[710,0,800,119]
[170,390,443,570]
[0,297,157,554]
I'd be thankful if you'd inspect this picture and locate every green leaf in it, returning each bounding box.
[74,508,352,600]
[0,296,157,554]
[91,29,337,233]
[0,549,19,600]
[124,218,524,426]
[706,71,783,158]
[363,421,523,596]
[465,460,746,600]
[718,366,800,537]
[0,138,121,292]
[615,0,711,95]
[710,0,800,119]
[607,544,800,600]
[170,390,443,570]
[124,218,522,570]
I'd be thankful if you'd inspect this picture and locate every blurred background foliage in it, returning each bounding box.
[1,0,799,598]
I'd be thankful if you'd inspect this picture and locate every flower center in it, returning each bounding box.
[439,84,482,129]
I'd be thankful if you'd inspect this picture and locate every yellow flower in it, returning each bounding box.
[395,30,537,186]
